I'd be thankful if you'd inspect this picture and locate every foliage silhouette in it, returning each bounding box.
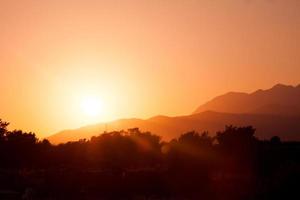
[0,119,299,199]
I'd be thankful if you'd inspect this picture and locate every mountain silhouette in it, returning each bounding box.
[193,83,300,115]
[48,83,300,144]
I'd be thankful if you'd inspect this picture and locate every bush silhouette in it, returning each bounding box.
[0,119,299,200]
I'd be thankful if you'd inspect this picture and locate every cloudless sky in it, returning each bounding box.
[0,0,299,137]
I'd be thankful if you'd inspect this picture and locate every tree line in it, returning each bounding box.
[0,119,299,199]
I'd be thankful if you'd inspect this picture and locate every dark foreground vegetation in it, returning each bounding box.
[0,119,299,200]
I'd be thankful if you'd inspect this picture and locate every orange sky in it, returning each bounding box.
[0,0,300,137]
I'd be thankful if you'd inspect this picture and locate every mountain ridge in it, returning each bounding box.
[48,111,300,144]
[48,83,300,144]
[193,83,300,115]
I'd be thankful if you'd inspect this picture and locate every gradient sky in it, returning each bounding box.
[0,0,300,137]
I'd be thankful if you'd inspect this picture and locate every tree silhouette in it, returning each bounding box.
[0,119,298,200]
[0,119,9,141]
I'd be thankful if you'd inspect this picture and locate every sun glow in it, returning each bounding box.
[81,96,103,117]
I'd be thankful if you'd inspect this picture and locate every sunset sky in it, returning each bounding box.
[1,0,299,137]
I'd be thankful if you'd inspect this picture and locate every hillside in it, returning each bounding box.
[48,111,300,144]
[193,84,300,115]
[48,83,300,144]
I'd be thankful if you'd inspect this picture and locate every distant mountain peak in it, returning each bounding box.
[193,83,300,115]
[48,110,300,144]
[148,115,171,121]
[272,83,287,88]
[224,91,248,96]
[271,83,294,90]
[48,83,300,144]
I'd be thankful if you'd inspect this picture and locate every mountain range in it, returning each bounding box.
[48,84,300,144]
[194,83,300,115]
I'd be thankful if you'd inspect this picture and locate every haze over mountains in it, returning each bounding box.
[48,84,300,144]
[194,83,300,116]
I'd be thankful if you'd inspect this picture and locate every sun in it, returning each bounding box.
[81,96,103,117]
